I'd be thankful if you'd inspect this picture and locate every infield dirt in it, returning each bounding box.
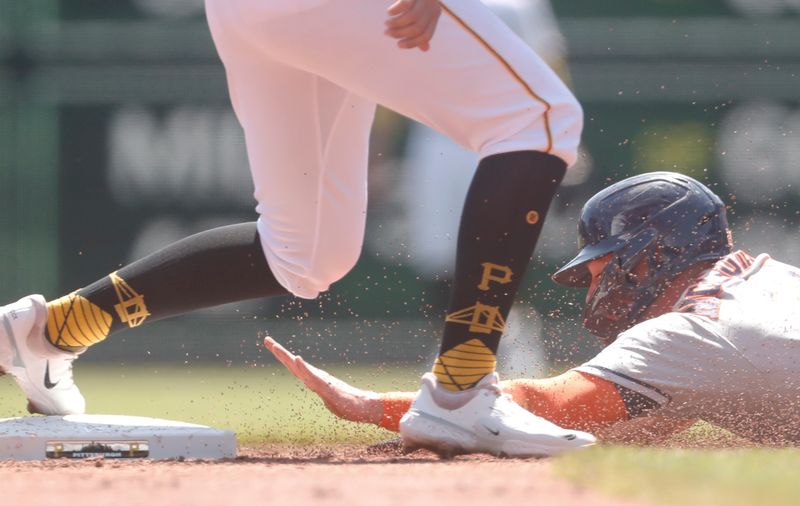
[0,444,645,506]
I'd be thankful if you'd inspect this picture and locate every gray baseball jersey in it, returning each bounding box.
[575,251,800,444]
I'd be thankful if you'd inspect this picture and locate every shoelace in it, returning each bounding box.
[484,382,521,404]
[488,388,524,414]
[482,382,543,420]
[492,390,542,419]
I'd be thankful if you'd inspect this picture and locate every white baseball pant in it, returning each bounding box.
[205,0,582,298]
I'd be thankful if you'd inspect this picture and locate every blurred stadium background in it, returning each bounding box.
[1,0,799,376]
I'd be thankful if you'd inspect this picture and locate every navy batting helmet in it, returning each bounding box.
[552,171,732,341]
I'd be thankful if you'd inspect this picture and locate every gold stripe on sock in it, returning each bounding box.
[46,294,113,350]
[74,297,104,340]
[91,304,110,332]
[433,356,495,370]
[64,314,91,346]
[441,4,554,153]
[433,338,497,392]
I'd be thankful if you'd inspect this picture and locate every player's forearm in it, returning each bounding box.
[498,372,631,433]
[499,378,574,423]
[376,371,633,436]
[374,376,613,433]
[498,378,538,411]
[374,381,550,433]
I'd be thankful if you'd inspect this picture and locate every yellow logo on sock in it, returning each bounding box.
[110,272,150,328]
[46,294,113,349]
[445,302,507,334]
[433,339,497,391]
[478,262,512,291]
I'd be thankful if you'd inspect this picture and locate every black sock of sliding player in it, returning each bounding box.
[46,222,286,350]
[433,151,566,390]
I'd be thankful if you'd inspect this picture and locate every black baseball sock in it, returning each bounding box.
[433,151,566,391]
[45,222,286,351]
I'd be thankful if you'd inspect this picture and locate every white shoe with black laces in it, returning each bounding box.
[0,295,86,415]
[399,372,595,458]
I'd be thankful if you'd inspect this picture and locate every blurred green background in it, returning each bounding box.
[1,0,799,373]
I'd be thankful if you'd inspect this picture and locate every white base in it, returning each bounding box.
[0,415,237,461]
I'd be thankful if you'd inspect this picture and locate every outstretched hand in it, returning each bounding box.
[264,336,384,425]
[385,0,442,52]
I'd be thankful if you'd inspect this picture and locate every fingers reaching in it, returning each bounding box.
[292,356,333,393]
[264,336,302,376]
[264,336,343,395]
[386,0,413,17]
[262,336,383,424]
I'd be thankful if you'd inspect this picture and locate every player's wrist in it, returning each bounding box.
[498,379,532,411]
[377,392,414,432]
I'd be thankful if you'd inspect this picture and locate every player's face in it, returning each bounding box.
[586,253,614,304]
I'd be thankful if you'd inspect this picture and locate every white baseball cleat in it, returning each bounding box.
[0,295,86,415]
[399,372,596,458]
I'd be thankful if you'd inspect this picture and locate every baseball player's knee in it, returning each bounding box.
[258,236,361,300]
[310,241,362,292]
[548,96,583,167]
[478,94,583,167]
[263,257,355,300]
[295,259,360,300]
[558,94,584,136]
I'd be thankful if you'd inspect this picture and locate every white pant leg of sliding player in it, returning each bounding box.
[207,3,376,299]
[214,0,582,165]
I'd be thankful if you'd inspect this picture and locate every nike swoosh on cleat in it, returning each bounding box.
[483,425,500,436]
[44,361,59,389]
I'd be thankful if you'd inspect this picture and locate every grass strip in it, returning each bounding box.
[556,444,800,506]
[0,363,421,444]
